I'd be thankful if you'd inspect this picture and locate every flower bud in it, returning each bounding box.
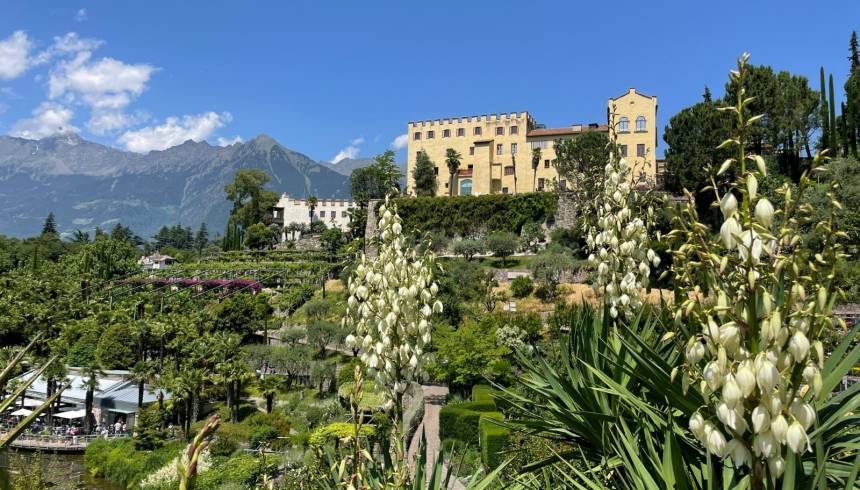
[788,331,810,361]
[720,217,742,250]
[790,400,816,430]
[754,430,775,457]
[747,174,758,199]
[720,192,738,219]
[703,361,723,391]
[705,425,727,458]
[735,361,756,397]
[686,339,705,365]
[755,198,775,227]
[722,374,742,408]
[752,405,771,433]
[689,412,705,438]
[727,438,751,468]
[786,421,810,453]
[768,456,785,478]
[756,358,778,393]
[771,414,788,443]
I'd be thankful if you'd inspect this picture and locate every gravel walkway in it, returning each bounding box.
[407,385,466,490]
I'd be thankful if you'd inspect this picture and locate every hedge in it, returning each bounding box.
[471,384,497,404]
[383,192,558,237]
[439,400,497,446]
[84,438,183,488]
[479,413,510,469]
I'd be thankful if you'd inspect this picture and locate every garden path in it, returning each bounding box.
[407,385,466,490]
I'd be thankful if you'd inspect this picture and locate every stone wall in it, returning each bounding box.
[364,199,380,258]
[554,191,578,229]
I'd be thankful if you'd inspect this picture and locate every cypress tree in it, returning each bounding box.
[829,74,838,153]
[850,31,860,71]
[411,150,438,197]
[820,68,829,150]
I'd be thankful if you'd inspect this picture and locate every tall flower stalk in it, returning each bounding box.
[344,196,441,485]
[667,53,845,487]
[586,142,658,320]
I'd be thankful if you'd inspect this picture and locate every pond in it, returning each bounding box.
[4,451,122,490]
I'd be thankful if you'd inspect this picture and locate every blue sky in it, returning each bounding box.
[0,1,857,162]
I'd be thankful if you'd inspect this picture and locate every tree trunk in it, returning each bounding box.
[84,387,94,434]
[137,379,144,409]
[191,389,200,425]
[45,378,54,429]
[266,394,273,414]
[225,383,234,422]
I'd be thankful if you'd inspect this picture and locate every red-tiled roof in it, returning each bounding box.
[527,124,609,137]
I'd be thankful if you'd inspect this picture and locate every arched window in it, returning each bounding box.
[619,117,629,132]
[636,116,646,132]
[459,178,473,196]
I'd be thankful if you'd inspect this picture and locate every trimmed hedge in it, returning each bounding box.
[383,192,558,237]
[479,414,510,469]
[471,385,496,404]
[308,422,376,447]
[439,400,497,446]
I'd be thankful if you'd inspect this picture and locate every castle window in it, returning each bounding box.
[469,147,474,155]
[496,144,503,155]
[537,178,545,190]
[510,125,518,135]
[620,144,628,157]
[511,143,518,155]
[434,167,439,175]
[459,178,473,196]
[319,211,326,218]
[416,151,421,160]
[341,211,348,218]
[468,164,474,169]
[502,187,509,194]
[544,159,550,168]
[443,129,450,138]
[414,131,422,140]
[457,128,465,137]
[619,117,629,132]
[427,130,435,139]
[559,179,567,190]
[637,144,646,157]
[496,127,504,136]
[504,165,515,175]
[636,116,646,132]
[474,127,482,136]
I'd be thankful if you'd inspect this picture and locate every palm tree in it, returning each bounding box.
[80,364,102,434]
[445,148,462,197]
[531,147,542,191]
[257,374,282,414]
[307,196,318,226]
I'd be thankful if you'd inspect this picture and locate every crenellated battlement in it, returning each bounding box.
[408,111,531,128]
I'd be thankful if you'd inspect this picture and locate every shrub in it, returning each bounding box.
[308,422,376,447]
[479,414,509,469]
[196,454,276,490]
[520,222,545,253]
[442,438,482,477]
[209,434,239,457]
[85,438,182,488]
[486,232,518,266]
[534,284,553,302]
[471,384,496,404]
[439,401,497,446]
[509,276,533,298]
[249,424,279,449]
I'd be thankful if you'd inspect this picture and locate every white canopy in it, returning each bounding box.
[54,409,87,420]
[10,408,32,416]
[21,398,43,408]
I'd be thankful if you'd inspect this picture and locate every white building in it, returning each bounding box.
[271,193,356,241]
[138,251,176,271]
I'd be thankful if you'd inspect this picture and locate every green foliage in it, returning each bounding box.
[308,422,376,447]
[485,231,518,266]
[249,424,279,448]
[95,322,136,369]
[549,226,586,257]
[445,148,462,197]
[439,401,498,446]
[509,275,534,298]
[306,320,343,357]
[479,414,509,469]
[349,150,403,204]
[430,318,511,389]
[384,192,557,237]
[196,454,277,490]
[471,384,496,404]
[209,434,239,457]
[224,169,280,229]
[274,284,315,315]
[552,131,614,202]
[206,292,272,339]
[135,404,169,450]
[528,249,575,301]
[243,222,277,250]
[412,150,438,197]
[451,238,485,260]
[84,438,183,488]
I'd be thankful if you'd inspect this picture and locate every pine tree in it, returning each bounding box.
[412,150,437,197]
[703,86,712,102]
[820,68,829,150]
[41,212,57,235]
[829,74,838,153]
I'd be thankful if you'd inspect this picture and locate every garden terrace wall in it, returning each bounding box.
[376,192,559,237]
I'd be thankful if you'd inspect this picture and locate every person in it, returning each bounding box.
[121,421,127,434]
[114,420,121,434]
[100,426,109,438]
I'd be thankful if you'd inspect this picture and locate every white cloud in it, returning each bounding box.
[217,135,243,146]
[86,109,148,134]
[118,112,231,153]
[75,8,88,22]
[0,31,33,80]
[330,135,365,163]
[390,133,408,150]
[9,101,77,139]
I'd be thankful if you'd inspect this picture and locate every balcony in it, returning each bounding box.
[457,168,473,177]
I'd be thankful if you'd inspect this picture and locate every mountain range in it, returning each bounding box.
[0,133,370,239]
